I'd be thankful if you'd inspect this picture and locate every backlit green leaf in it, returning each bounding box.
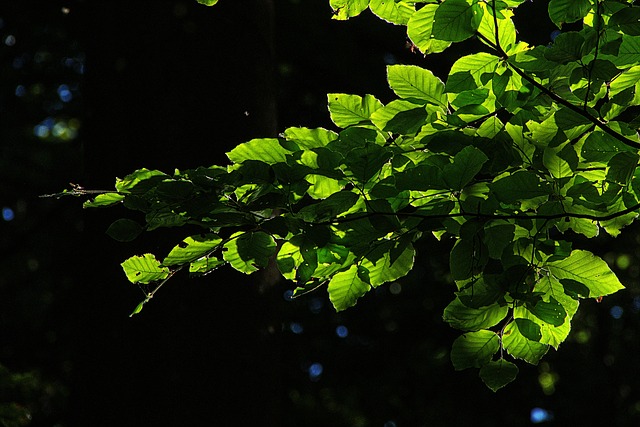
[283,127,339,149]
[227,138,291,164]
[163,234,223,266]
[442,145,489,190]
[407,4,452,54]
[369,0,414,25]
[328,93,383,127]
[433,0,483,42]
[547,250,624,298]
[443,298,509,331]
[328,264,371,311]
[502,321,549,365]
[387,65,447,107]
[361,241,415,287]
[548,0,591,28]
[450,330,500,370]
[479,359,519,392]
[223,231,277,274]
[83,192,125,208]
[121,254,170,284]
[330,0,369,20]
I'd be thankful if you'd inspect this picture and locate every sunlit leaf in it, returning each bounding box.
[283,127,339,149]
[327,93,383,127]
[121,254,170,284]
[432,0,483,42]
[115,169,169,193]
[328,264,371,311]
[407,4,452,54]
[227,138,291,164]
[330,0,369,20]
[83,192,125,208]
[163,233,223,266]
[443,298,509,331]
[387,65,447,107]
[369,0,414,25]
[502,321,549,365]
[223,231,277,274]
[547,250,624,298]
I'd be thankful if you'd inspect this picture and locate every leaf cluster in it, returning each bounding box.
[70,0,640,390]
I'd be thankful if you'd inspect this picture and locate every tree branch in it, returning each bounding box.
[474,32,640,150]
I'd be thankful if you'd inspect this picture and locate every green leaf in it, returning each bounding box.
[514,318,542,342]
[328,264,371,311]
[407,4,452,54]
[446,53,500,94]
[450,235,489,280]
[581,130,634,162]
[298,191,360,221]
[546,250,624,298]
[395,164,447,191]
[514,304,571,349]
[222,231,277,274]
[196,0,218,5]
[477,3,516,52]
[502,321,549,365]
[609,65,640,97]
[443,298,509,331]
[479,359,519,392]
[432,0,483,43]
[115,169,169,194]
[386,65,447,107]
[305,174,344,199]
[370,100,429,134]
[442,146,489,190]
[527,297,566,327]
[129,300,146,317]
[369,0,414,25]
[327,93,383,127]
[360,242,415,287]
[188,257,225,277]
[606,151,639,185]
[343,144,391,183]
[609,7,640,36]
[544,32,585,63]
[491,171,551,205]
[121,254,170,284]
[227,138,291,164]
[83,192,125,208]
[283,127,338,149]
[163,234,223,266]
[106,218,143,242]
[145,208,187,231]
[548,0,591,28]
[450,330,500,370]
[543,141,578,179]
[330,0,369,20]
[604,35,640,67]
[457,276,505,308]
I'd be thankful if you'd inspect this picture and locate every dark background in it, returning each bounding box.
[2,1,640,426]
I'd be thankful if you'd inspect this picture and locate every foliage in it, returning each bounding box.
[61,0,640,390]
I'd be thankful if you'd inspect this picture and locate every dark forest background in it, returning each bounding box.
[2,1,640,426]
